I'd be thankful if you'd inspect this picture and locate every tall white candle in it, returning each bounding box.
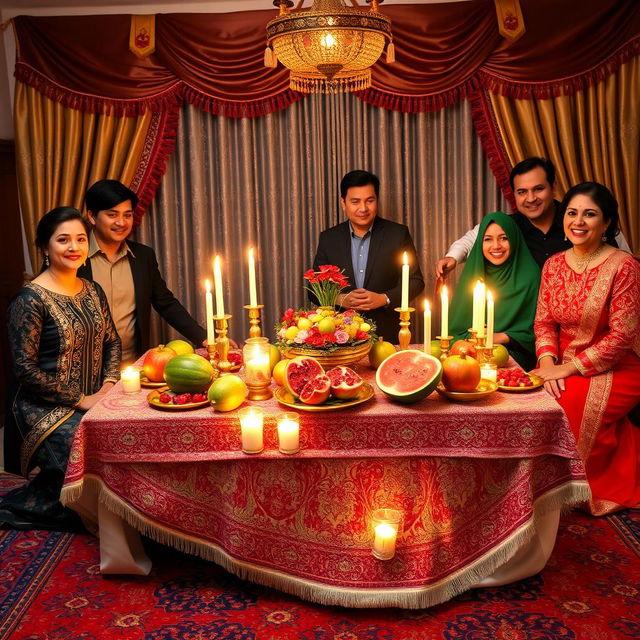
[440,285,448,338]
[213,256,225,317]
[486,290,494,349]
[423,299,431,353]
[121,367,141,393]
[248,247,258,307]
[205,279,214,344]
[472,280,485,335]
[401,252,409,310]
[239,407,264,454]
[373,523,397,560]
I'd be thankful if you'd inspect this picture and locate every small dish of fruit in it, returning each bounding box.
[497,367,542,391]
[149,387,210,410]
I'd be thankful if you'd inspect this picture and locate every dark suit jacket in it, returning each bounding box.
[78,240,206,357]
[312,216,424,343]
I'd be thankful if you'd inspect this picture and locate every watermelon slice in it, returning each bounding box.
[376,350,442,403]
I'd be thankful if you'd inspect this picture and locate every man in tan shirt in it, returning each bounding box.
[78,180,206,361]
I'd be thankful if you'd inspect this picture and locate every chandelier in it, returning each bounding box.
[265,0,394,93]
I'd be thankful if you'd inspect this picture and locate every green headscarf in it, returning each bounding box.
[449,212,541,368]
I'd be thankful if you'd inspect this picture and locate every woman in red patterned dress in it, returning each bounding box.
[533,182,640,515]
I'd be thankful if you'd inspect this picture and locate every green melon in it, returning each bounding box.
[164,354,215,393]
[376,349,442,403]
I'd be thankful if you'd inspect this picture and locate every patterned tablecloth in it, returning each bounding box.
[62,363,589,608]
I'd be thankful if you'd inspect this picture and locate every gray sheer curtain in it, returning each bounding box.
[138,95,506,345]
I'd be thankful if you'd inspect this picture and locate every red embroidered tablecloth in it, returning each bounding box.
[62,365,589,608]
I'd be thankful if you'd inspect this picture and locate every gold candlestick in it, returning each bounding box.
[474,333,492,365]
[436,335,453,361]
[395,307,414,351]
[214,314,233,375]
[467,328,478,347]
[206,343,221,378]
[243,304,264,339]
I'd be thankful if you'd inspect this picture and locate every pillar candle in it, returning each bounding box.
[277,414,300,454]
[480,363,497,383]
[248,247,258,307]
[213,255,225,317]
[373,523,397,560]
[486,290,494,349]
[423,299,431,353]
[205,279,214,344]
[239,408,264,454]
[121,367,141,393]
[400,252,409,310]
[440,285,448,337]
[245,345,271,385]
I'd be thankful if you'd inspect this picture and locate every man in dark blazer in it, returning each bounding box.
[78,180,206,361]
[312,170,424,343]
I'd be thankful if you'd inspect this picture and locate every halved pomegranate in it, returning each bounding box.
[327,366,363,400]
[299,373,331,405]
[284,356,324,399]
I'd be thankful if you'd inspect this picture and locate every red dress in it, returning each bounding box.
[535,250,640,515]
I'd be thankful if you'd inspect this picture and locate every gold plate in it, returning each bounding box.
[436,379,498,402]
[498,373,544,392]
[147,386,210,411]
[274,382,375,412]
[140,374,166,389]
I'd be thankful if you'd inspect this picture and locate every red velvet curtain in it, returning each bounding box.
[11,0,640,216]
[14,0,640,115]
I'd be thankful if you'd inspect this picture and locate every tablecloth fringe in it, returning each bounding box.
[61,477,591,609]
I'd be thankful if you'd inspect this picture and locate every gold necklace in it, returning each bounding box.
[571,244,605,274]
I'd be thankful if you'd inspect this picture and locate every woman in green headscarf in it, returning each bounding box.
[449,211,540,370]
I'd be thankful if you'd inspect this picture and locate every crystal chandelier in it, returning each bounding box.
[265,0,394,93]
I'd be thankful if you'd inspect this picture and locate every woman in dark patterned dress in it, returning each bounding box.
[0,207,121,529]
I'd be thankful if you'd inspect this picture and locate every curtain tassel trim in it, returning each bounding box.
[478,35,640,100]
[467,86,516,210]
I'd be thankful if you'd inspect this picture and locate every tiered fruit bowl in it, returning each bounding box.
[282,341,372,368]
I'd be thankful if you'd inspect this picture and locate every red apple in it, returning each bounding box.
[142,344,177,382]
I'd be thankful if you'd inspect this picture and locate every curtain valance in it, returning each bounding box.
[13,0,640,117]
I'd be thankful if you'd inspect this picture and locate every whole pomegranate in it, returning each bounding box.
[142,344,177,382]
[450,339,478,360]
[442,349,481,392]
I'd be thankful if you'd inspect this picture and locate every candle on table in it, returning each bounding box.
[373,523,398,560]
[204,279,214,344]
[239,407,264,454]
[472,280,485,335]
[486,290,494,349]
[440,285,449,337]
[121,367,141,393]
[400,252,409,310]
[480,363,497,383]
[245,343,271,385]
[277,412,300,454]
[423,299,431,353]
[248,247,258,307]
[213,255,225,317]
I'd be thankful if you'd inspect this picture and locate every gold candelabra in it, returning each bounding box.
[395,307,414,351]
[243,304,264,339]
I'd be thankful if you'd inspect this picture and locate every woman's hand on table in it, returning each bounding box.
[532,357,578,399]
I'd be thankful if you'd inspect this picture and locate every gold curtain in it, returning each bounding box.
[14,82,155,271]
[488,57,639,253]
[138,96,505,345]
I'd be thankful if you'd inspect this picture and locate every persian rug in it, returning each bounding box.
[1,473,639,640]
